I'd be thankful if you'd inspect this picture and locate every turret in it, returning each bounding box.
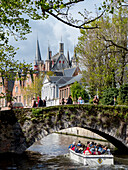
[67,50,71,68]
[71,48,78,67]
[45,46,52,71]
[59,41,64,55]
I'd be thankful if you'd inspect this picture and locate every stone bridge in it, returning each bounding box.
[0,104,128,154]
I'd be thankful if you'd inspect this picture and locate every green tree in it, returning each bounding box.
[101,87,119,105]
[22,73,44,100]
[70,81,89,102]
[117,84,128,105]
[0,0,126,99]
[76,7,128,97]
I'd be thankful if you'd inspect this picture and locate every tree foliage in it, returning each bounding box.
[70,81,89,102]
[22,73,44,99]
[76,7,128,98]
[101,87,119,105]
[0,0,127,100]
[117,84,128,105]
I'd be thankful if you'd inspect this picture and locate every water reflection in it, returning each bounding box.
[0,133,128,170]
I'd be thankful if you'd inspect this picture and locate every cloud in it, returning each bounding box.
[9,0,104,65]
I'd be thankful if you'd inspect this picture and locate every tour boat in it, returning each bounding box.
[69,149,114,166]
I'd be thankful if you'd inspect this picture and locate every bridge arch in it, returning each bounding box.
[0,104,128,154]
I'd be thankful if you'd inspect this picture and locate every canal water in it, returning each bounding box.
[0,133,128,170]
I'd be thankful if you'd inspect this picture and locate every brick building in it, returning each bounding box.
[0,39,79,108]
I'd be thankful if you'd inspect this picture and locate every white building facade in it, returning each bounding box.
[41,75,72,106]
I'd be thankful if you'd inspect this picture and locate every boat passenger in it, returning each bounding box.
[71,142,77,151]
[68,141,76,149]
[106,148,111,155]
[77,141,82,147]
[90,147,95,154]
[79,147,83,154]
[98,144,103,154]
[87,141,91,147]
[94,143,97,148]
[93,148,98,155]
[90,141,94,147]
[83,147,92,155]
[101,146,107,154]
[75,145,81,153]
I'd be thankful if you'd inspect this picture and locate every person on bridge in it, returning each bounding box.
[66,95,73,104]
[93,95,99,105]
[78,96,84,104]
[43,99,46,107]
[32,98,37,108]
[62,98,66,105]
[38,98,43,107]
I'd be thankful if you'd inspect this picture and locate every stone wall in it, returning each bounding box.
[0,104,128,154]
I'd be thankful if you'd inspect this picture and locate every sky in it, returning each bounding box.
[10,0,103,65]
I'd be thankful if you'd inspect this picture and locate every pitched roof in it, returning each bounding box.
[63,67,77,77]
[59,74,82,88]
[52,53,59,60]
[54,71,63,76]
[48,76,72,85]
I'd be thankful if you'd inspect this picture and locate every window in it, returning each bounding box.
[19,96,21,102]
[16,96,18,101]
[60,90,61,99]
[27,77,29,82]
[65,89,66,97]
[15,80,18,84]
[27,95,29,106]
[15,86,18,93]
[24,96,26,106]
[0,98,1,106]
[67,88,68,98]
[0,87,2,93]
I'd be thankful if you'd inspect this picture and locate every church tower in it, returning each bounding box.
[67,50,71,68]
[34,39,44,71]
[45,46,52,71]
[71,47,78,67]
[59,41,64,55]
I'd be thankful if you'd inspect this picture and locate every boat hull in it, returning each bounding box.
[69,149,114,166]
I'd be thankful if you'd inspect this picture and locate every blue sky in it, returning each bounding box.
[10,0,103,65]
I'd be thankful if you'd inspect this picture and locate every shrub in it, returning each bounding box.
[70,81,89,102]
[117,84,128,105]
[101,87,119,105]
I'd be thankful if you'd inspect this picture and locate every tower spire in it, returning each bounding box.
[67,50,71,68]
[35,39,41,62]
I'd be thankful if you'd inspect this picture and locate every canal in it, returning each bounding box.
[0,133,128,170]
